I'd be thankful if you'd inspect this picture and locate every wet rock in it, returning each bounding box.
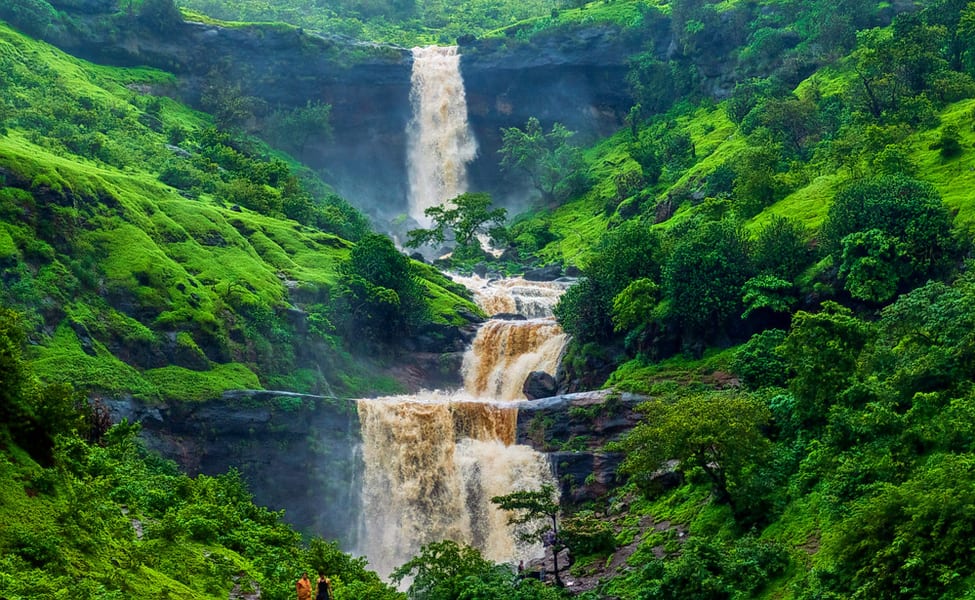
[523,264,563,281]
[523,371,557,400]
[514,390,646,504]
[103,391,361,544]
[491,312,527,321]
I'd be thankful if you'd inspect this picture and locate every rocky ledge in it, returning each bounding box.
[513,390,645,504]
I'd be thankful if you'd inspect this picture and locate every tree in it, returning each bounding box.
[662,219,753,350]
[740,274,796,320]
[837,228,905,303]
[137,0,183,33]
[391,540,499,600]
[333,233,429,346]
[822,174,959,297]
[732,134,787,217]
[752,215,813,281]
[264,101,332,158]
[554,222,663,344]
[405,192,507,257]
[616,392,771,514]
[491,485,566,587]
[783,302,872,428]
[499,117,589,204]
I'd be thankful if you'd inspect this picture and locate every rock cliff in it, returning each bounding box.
[105,390,364,545]
[20,1,649,220]
[514,390,645,504]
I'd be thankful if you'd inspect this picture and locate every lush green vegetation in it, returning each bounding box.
[0,310,403,600]
[0,20,478,401]
[174,0,559,45]
[7,0,975,598]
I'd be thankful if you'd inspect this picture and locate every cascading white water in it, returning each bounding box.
[355,277,568,580]
[406,46,478,226]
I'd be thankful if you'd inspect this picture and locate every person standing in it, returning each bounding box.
[296,572,312,600]
[316,572,334,600]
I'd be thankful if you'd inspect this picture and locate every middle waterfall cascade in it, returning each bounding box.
[355,277,570,580]
[406,45,478,226]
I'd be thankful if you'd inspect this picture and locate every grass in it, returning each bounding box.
[0,21,477,401]
[605,346,739,394]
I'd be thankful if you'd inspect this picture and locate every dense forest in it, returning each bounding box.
[3,0,975,598]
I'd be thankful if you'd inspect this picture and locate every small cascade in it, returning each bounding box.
[407,46,478,226]
[354,277,569,580]
[462,319,567,401]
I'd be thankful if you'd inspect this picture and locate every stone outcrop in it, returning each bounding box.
[514,390,645,504]
[522,370,557,400]
[460,24,654,202]
[104,390,362,545]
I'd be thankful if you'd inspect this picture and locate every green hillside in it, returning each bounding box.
[0,21,478,401]
[6,0,975,598]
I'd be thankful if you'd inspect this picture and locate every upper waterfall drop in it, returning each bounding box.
[407,46,478,226]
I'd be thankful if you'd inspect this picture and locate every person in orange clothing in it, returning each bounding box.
[296,572,312,600]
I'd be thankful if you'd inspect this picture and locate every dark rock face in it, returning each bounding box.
[522,370,557,400]
[523,264,563,282]
[29,3,649,222]
[460,24,657,205]
[514,391,645,504]
[105,391,363,545]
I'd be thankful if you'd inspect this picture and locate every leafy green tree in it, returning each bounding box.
[554,222,663,345]
[725,78,774,125]
[930,123,963,158]
[732,329,789,391]
[0,307,84,465]
[264,100,332,158]
[960,2,975,73]
[732,135,787,217]
[391,540,499,599]
[873,275,975,401]
[822,175,959,297]
[662,219,753,350]
[611,278,660,333]
[752,215,813,281]
[757,93,821,158]
[405,192,507,257]
[491,484,566,587]
[0,0,57,37]
[837,228,904,303]
[741,274,796,320]
[616,392,771,514]
[333,233,429,346]
[849,15,950,123]
[637,536,789,600]
[782,302,872,428]
[499,117,589,204]
[827,453,975,600]
[137,0,183,32]
[626,54,697,116]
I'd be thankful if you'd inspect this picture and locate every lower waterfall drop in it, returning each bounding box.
[355,277,569,579]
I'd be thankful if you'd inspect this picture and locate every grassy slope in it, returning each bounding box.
[538,91,975,270]
[0,22,476,401]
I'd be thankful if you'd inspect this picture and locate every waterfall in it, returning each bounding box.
[355,277,569,580]
[407,46,478,226]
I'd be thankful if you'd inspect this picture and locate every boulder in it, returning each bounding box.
[523,264,563,281]
[523,371,557,400]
